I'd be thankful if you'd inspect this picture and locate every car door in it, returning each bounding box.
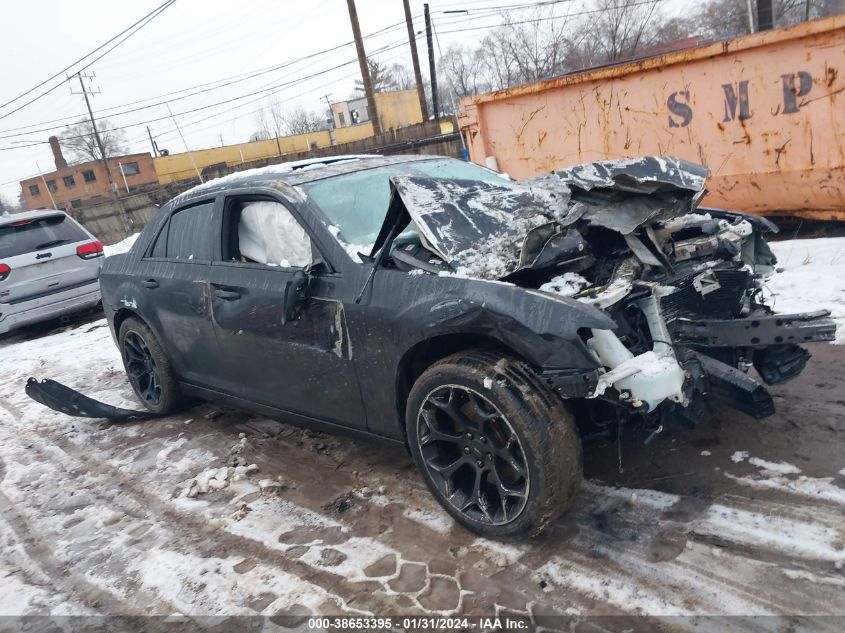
[207,194,366,430]
[132,199,222,387]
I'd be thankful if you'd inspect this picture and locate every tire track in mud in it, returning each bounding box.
[2,360,844,619]
[0,396,179,616]
[0,487,145,616]
[129,411,845,617]
[572,484,844,613]
[0,398,148,616]
[184,414,845,618]
[0,405,450,618]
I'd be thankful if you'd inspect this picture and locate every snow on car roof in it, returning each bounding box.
[178,155,379,197]
[0,209,67,225]
[171,155,442,205]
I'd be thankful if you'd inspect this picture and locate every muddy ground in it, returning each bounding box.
[0,314,843,631]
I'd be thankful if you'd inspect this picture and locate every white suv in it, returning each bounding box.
[0,210,104,335]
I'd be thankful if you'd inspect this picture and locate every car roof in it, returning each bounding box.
[172,154,445,206]
[0,209,67,226]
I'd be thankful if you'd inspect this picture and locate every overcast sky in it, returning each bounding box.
[0,0,686,202]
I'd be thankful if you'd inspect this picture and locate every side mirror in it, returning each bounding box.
[282,269,308,324]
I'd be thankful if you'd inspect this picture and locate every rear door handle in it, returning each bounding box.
[213,289,241,301]
[142,279,159,289]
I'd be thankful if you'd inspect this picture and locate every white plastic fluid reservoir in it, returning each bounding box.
[589,329,685,411]
[590,329,633,367]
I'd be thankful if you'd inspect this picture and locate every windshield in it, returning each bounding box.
[0,214,87,259]
[302,158,509,250]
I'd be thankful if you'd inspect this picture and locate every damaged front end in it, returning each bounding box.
[383,156,836,435]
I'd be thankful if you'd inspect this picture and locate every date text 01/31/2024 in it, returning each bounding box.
[306,617,529,630]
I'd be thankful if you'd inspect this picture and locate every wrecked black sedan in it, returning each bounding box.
[34,154,836,537]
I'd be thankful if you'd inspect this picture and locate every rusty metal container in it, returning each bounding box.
[458,16,845,220]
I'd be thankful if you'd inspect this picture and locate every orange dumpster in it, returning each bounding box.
[458,15,845,221]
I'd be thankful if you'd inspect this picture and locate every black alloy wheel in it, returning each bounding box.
[123,331,162,406]
[417,384,530,526]
[118,316,183,415]
[406,350,582,538]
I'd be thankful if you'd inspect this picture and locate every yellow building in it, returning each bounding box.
[154,90,428,185]
[331,89,424,131]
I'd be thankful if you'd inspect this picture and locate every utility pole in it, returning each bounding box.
[323,94,337,145]
[424,4,439,122]
[757,0,774,31]
[71,72,117,197]
[35,161,58,209]
[745,0,755,32]
[346,0,382,135]
[403,0,429,121]
[147,126,158,157]
[166,103,203,183]
[70,72,131,234]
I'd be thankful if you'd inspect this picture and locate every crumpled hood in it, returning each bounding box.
[387,176,571,279]
[537,156,708,195]
[384,156,709,280]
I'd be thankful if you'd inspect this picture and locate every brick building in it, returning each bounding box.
[20,136,158,211]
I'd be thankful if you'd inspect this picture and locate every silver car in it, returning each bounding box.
[0,210,103,335]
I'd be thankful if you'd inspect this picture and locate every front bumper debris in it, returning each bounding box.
[25,377,159,421]
[543,368,601,398]
[753,344,812,385]
[691,352,775,419]
[669,310,836,347]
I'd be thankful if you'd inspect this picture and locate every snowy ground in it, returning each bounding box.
[0,238,843,627]
[768,237,845,344]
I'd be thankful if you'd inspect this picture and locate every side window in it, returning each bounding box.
[149,222,168,258]
[165,202,214,261]
[223,199,312,269]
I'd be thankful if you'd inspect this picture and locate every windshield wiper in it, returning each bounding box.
[34,239,69,250]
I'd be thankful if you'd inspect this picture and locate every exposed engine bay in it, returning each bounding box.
[378,157,837,437]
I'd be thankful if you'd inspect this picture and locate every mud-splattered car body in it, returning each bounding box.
[95,155,834,440]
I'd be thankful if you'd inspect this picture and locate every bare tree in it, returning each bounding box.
[60,119,128,164]
[0,194,12,216]
[281,107,327,135]
[693,0,839,40]
[0,190,25,214]
[498,10,571,84]
[389,63,415,90]
[441,7,581,94]
[252,98,287,140]
[440,45,487,97]
[583,0,662,63]
[355,57,401,94]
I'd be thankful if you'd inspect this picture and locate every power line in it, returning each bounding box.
[0,16,416,139]
[0,37,414,152]
[135,38,416,147]
[147,45,414,170]
[435,0,662,34]
[0,0,178,121]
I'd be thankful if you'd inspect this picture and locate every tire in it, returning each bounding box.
[405,350,582,538]
[118,316,183,415]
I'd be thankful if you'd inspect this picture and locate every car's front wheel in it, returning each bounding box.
[119,317,183,415]
[405,350,582,538]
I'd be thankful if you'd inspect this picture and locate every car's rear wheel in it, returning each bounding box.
[405,350,582,538]
[119,317,183,415]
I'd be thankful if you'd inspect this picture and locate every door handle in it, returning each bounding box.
[142,279,159,289]
[213,289,241,301]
